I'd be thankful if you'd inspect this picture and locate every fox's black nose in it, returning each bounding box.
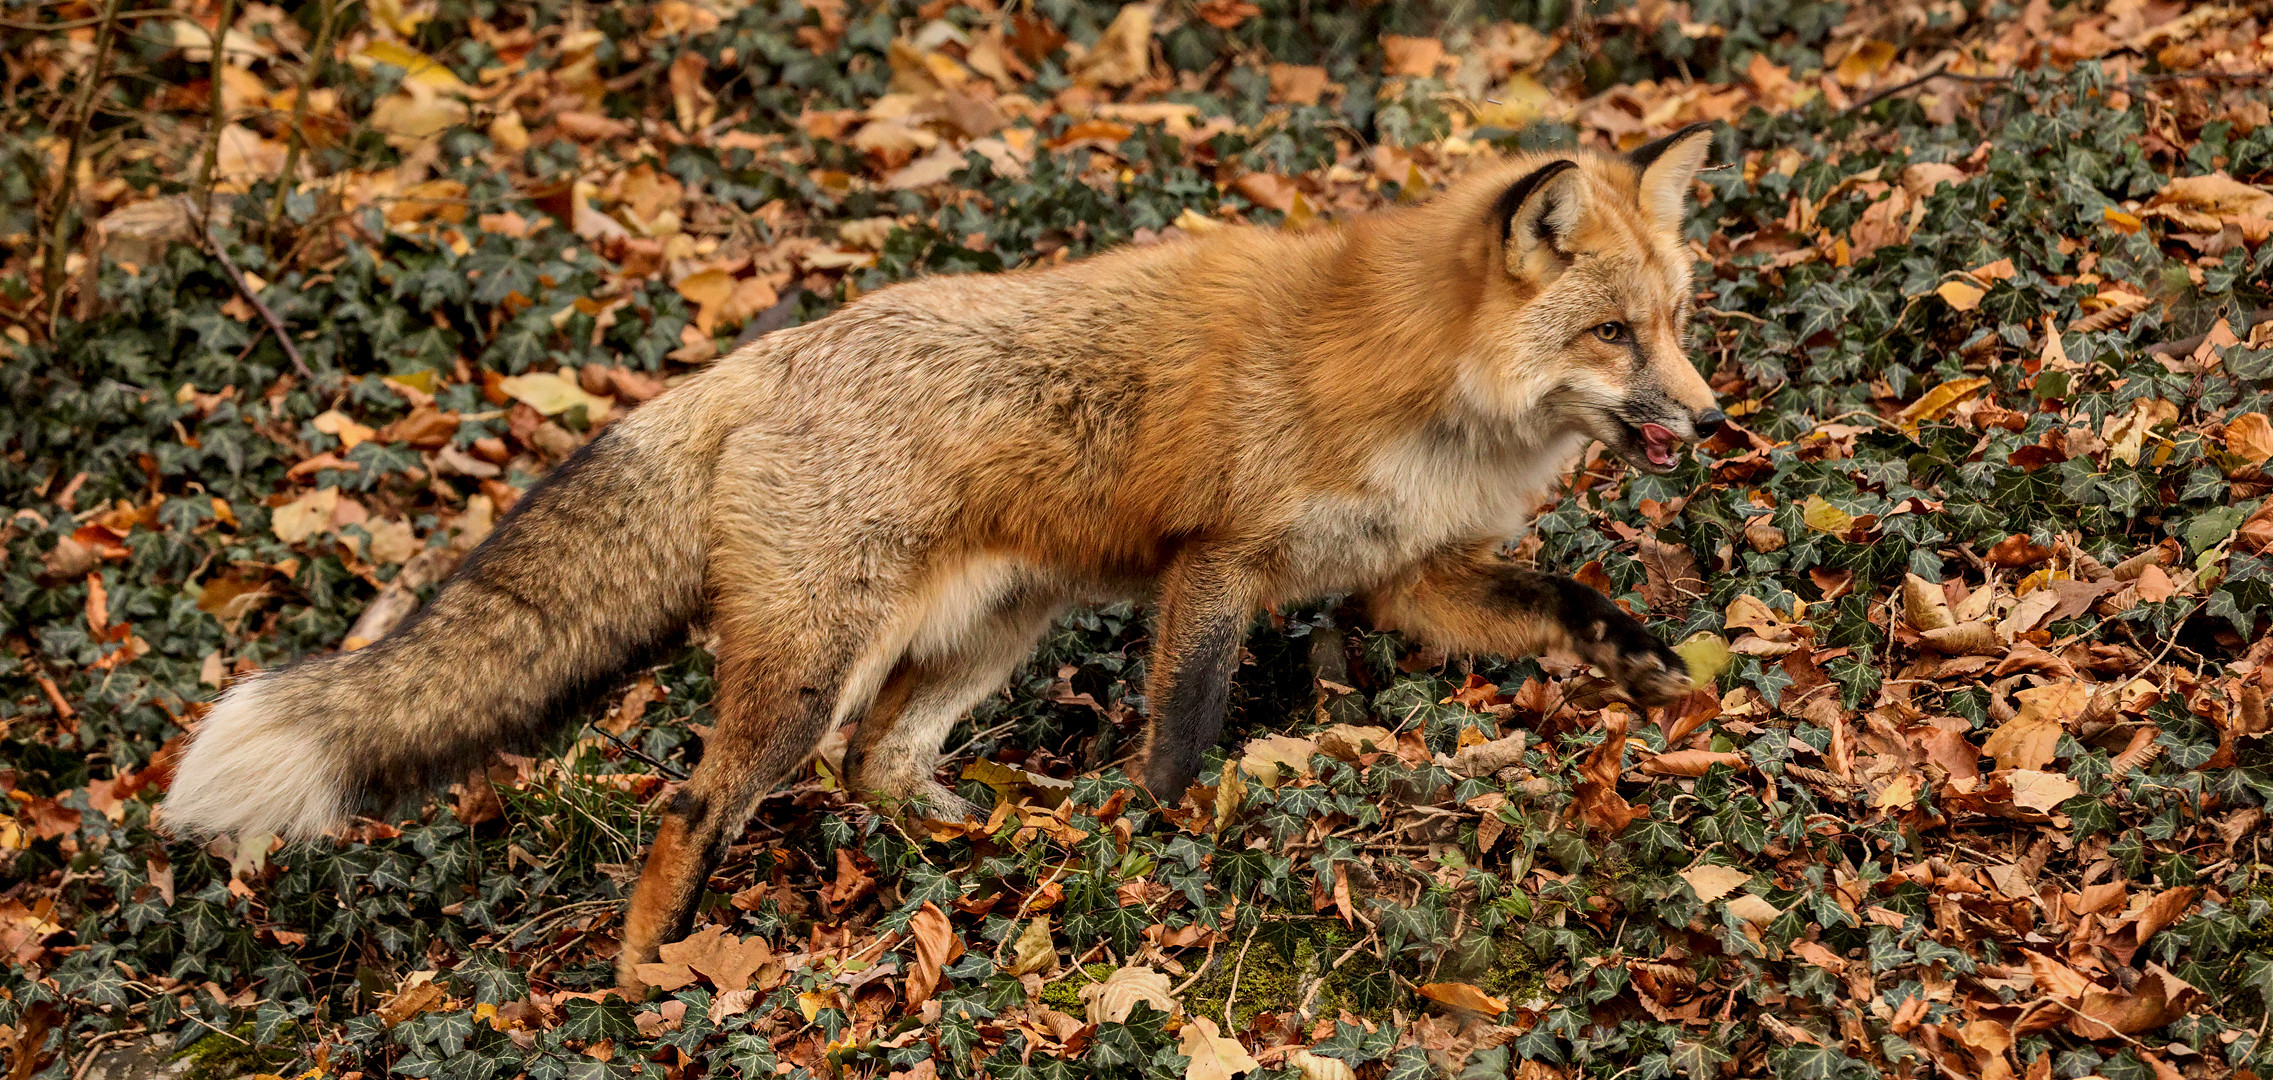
[1693,408,1725,438]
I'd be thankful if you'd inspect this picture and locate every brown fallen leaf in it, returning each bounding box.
[903,901,964,1009]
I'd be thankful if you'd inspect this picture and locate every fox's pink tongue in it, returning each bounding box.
[1639,423,1678,466]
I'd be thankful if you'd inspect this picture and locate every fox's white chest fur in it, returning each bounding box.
[1277,426,1585,600]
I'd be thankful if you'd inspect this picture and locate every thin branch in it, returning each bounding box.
[0,7,173,30]
[41,0,124,337]
[267,0,347,230]
[1843,62,2273,115]
[199,223,314,380]
[190,0,241,204]
[585,719,689,780]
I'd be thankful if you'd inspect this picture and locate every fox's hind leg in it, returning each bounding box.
[617,549,912,991]
[843,589,1064,821]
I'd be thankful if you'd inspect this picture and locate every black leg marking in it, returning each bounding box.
[1141,613,1243,802]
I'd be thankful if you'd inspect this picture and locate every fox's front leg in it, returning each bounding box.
[1367,544,1690,706]
[1132,544,1268,802]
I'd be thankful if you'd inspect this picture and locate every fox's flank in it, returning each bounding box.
[165,126,1724,990]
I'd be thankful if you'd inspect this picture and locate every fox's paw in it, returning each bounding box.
[1565,589,1691,707]
[1601,632,1691,707]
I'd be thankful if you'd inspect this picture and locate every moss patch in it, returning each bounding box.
[175,1022,298,1080]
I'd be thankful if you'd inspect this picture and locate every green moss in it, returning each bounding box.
[1036,962,1120,1013]
[174,1022,298,1080]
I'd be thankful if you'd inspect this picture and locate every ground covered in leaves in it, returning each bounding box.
[6,0,2273,1078]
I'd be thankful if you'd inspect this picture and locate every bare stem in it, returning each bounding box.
[41,0,125,336]
[191,0,242,208]
[267,0,343,230]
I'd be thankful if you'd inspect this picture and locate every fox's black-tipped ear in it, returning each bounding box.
[1627,122,1715,232]
[1489,159,1584,280]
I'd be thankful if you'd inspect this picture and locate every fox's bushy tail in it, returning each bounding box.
[165,405,713,841]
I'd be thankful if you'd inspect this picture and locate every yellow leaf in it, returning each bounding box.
[1416,981,1509,1015]
[312,409,376,450]
[1833,39,1897,86]
[1080,966,1176,1025]
[1476,72,1552,129]
[1935,279,1986,311]
[1983,712,2062,772]
[1896,376,1991,431]
[1725,894,1783,926]
[1673,632,1730,686]
[357,40,467,91]
[1282,191,1319,231]
[675,268,737,333]
[2104,206,2144,234]
[1876,774,1918,808]
[2006,769,2081,813]
[1800,495,1853,536]
[495,371,612,421]
[1172,207,1222,233]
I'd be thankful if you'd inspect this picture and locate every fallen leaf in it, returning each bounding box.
[1416,981,1507,1015]
[1898,376,1992,430]
[1238,733,1317,786]
[1681,864,1751,903]
[2004,769,2080,813]
[271,487,340,544]
[902,901,963,1008]
[496,371,613,421]
[1081,965,1176,1024]
[1935,279,1986,311]
[1178,1016,1261,1080]
[2224,413,2273,465]
[1007,915,1055,977]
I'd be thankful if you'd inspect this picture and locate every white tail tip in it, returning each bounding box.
[165,676,353,842]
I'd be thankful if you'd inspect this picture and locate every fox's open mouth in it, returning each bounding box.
[1611,418,1689,473]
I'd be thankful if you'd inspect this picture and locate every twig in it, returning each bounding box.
[1219,923,1259,1030]
[267,0,347,231]
[41,0,124,337]
[1295,926,1377,1020]
[0,7,172,30]
[201,227,313,379]
[1844,62,2273,116]
[585,720,689,780]
[70,1026,146,1080]
[1168,932,1221,998]
[191,0,242,201]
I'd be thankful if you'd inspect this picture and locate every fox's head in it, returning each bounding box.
[1464,124,1723,473]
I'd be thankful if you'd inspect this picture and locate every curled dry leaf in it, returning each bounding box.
[1081,965,1176,1025]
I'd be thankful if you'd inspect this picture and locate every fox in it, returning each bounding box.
[163,123,1724,989]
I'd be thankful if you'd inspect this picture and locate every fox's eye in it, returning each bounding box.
[1592,321,1628,343]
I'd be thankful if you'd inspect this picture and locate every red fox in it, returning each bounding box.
[165,124,1723,988]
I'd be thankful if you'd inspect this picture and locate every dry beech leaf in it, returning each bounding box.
[1178,1016,1261,1080]
[1238,733,1317,786]
[1681,864,1751,903]
[1007,915,1055,977]
[1081,965,1176,1024]
[903,901,963,1008]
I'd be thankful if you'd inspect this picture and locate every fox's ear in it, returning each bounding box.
[1489,159,1585,281]
[1627,122,1715,232]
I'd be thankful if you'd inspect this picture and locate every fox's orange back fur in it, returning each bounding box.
[165,129,1723,987]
